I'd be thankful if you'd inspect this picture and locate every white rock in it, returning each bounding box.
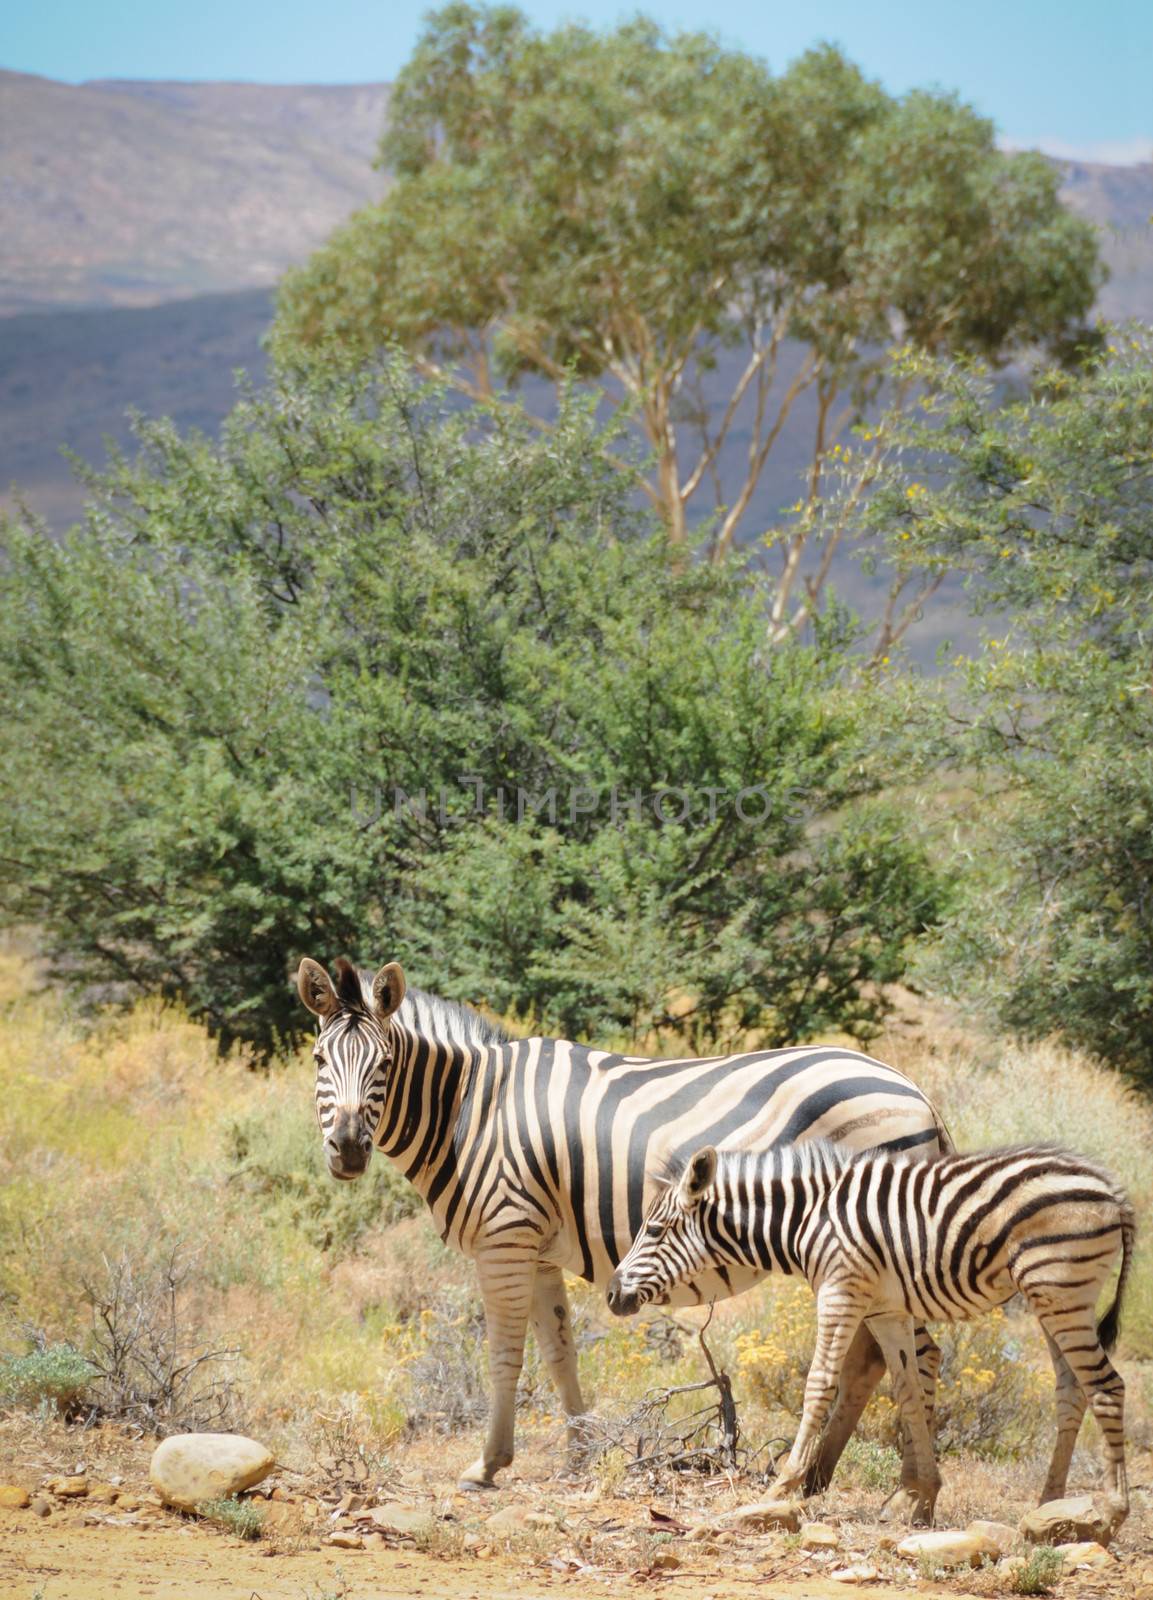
[966,1519,1018,1555]
[897,1529,1000,1568]
[1056,1540,1114,1570]
[800,1521,841,1551]
[831,1564,879,1584]
[1019,1493,1127,1548]
[149,1433,274,1513]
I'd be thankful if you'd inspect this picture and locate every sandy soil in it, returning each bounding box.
[1,1421,1150,1600]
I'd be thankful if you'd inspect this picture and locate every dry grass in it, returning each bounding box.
[1,932,1151,1563]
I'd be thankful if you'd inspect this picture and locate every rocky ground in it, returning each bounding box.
[1,1418,1151,1600]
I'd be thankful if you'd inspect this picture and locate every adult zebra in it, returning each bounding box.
[298,954,953,1494]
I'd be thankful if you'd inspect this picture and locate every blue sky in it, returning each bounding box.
[7,0,1151,162]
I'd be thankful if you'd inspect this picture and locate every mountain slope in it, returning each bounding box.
[0,70,388,313]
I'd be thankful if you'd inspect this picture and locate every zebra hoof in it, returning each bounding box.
[879,1486,935,1526]
[457,1475,502,1492]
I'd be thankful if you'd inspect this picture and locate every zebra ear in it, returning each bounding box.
[297,958,339,1018]
[679,1146,718,1206]
[372,961,406,1020]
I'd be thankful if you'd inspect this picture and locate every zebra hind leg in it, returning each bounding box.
[530,1263,590,1473]
[1039,1328,1089,1503]
[1033,1307,1128,1525]
[867,1313,942,1527]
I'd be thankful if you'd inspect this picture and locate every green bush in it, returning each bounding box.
[196,1496,266,1540]
[0,1343,97,1416]
[0,361,946,1054]
[224,1106,420,1256]
[855,333,1153,1085]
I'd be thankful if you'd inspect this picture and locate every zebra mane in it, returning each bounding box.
[399,986,511,1051]
[332,963,510,1050]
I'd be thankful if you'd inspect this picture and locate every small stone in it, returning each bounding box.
[0,1486,30,1509]
[87,1482,120,1504]
[831,1564,879,1584]
[337,1491,366,1514]
[362,1531,386,1550]
[30,1498,51,1518]
[485,1504,532,1535]
[149,1433,274,1513]
[801,1522,841,1551]
[650,1551,681,1571]
[45,1475,89,1497]
[1056,1541,1113,1570]
[463,1532,482,1551]
[525,1510,557,1528]
[369,1502,435,1537]
[326,1531,364,1549]
[692,1498,801,1537]
[1020,1494,1127,1548]
[897,1530,1000,1568]
[966,1519,1018,1555]
[115,1495,142,1512]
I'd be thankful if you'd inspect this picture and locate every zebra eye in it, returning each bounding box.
[645,1221,666,1241]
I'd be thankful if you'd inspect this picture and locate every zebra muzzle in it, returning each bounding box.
[606,1274,643,1317]
[326,1110,374,1179]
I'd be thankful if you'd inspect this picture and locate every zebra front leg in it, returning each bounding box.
[867,1313,942,1526]
[530,1263,589,1474]
[769,1286,864,1502]
[459,1248,537,1491]
[803,1322,886,1494]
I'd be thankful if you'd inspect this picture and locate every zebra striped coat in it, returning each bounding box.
[609,1141,1134,1526]
[297,955,952,1490]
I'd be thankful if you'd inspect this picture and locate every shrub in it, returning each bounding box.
[196,1497,266,1540]
[0,361,946,1055]
[1008,1546,1064,1596]
[224,1105,420,1257]
[0,1343,96,1418]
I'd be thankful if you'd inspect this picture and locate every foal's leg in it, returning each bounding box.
[804,1322,940,1496]
[770,1284,864,1501]
[1033,1307,1128,1523]
[1039,1329,1089,1503]
[867,1313,942,1526]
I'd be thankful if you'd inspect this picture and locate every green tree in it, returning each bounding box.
[275,3,1101,644]
[0,362,944,1054]
[854,330,1153,1082]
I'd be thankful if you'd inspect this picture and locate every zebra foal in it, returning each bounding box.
[608,1142,1134,1526]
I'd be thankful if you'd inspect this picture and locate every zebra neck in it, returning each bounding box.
[723,1147,842,1278]
[372,1017,486,1192]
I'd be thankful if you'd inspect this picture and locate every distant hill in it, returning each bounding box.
[0,69,1149,661]
[0,71,388,313]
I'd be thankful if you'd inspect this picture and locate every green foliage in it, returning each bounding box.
[856,331,1153,1083]
[0,360,945,1053]
[1008,1546,1065,1595]
[196,1496,266,1540]
[0,1343,96,1416]
[224,1104,420,1255]
[275,4,1100,573]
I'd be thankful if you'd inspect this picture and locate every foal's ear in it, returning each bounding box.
[372,961,406,1020]
[297,957,339,1018]
[678,1146,718,1206]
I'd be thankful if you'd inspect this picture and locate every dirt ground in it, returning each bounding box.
[1,1420,1151,1600]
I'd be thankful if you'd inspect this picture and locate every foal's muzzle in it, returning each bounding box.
[606,1272,644,1317]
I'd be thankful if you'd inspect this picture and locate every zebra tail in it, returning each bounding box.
[1097,1202,1136,1354]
